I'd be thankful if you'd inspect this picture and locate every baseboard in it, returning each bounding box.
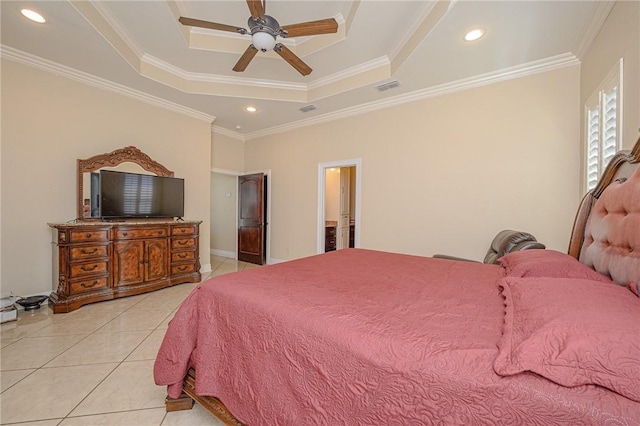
[210,249,236,259]
[200,263,212,274]
[210,249,283,265]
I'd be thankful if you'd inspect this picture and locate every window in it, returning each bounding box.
[584,58,623,191]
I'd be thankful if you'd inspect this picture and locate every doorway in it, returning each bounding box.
[210,170,239,259]
[317,159,362,254]
[210,169,271,264]
[238,172,269,265]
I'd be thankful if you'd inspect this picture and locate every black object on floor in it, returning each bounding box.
[15,295,48,311]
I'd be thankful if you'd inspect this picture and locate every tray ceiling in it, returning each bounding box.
[0,1,610,139]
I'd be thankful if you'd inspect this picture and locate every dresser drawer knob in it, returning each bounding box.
[86,233,92,238]
[80,248,98,255]
[178,240,188,245]
[81,280,99,288]
[80,264,98,271]
[178,253,187,258]
[122,232,128,236]
[178,265,188,271]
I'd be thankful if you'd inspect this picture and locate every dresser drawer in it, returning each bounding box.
[116,228,168,240]
[70,277,109,294]
[172,225,197,236]
[325,226,336,237]
[172,238,195,249]
[171,263,196,275]
[69,229,108,243]
[69,261,108,278]
[171,251,196,263]
[70,245,108,260]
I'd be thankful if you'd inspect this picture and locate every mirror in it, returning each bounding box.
[77,146,173,220]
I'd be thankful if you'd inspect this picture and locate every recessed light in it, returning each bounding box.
[21,9,46,23]
[464,28,484,42]
[235,125,241,130]
[245,106,257,113]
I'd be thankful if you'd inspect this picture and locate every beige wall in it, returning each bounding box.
[581,0,640,150]
[245,66,582,261]
[210,172,237,254]
[1,59,212,297]
[212,131,244,172]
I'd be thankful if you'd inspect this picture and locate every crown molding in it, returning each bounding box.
[308,56,390,91]
[141,54,306,91]
[69,0,140,70]
[212,125,245,141]
[390,0,451,75]
[244,53,580,140]
[388,1,440,63]
[573,1,615,60]
[139,51,390,102]
[0,45,215,123]
[88,0,142,59]
[2,43,579,143]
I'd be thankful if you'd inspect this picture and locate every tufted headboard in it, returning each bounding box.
[568,137,640,285]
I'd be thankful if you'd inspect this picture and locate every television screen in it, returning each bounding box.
[99,170,184,218]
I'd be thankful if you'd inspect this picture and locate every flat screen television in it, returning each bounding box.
[99,170,184,219]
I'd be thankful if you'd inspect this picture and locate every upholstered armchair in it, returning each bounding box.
[434,230,546,264]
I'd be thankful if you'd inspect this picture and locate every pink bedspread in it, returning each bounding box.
[154,249,640,425]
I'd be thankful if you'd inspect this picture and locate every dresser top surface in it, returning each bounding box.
[48,220,201,228]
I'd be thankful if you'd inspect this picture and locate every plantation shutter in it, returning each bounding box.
[583,58,622,192]
[601,87,618,170]
[586,106,600,191]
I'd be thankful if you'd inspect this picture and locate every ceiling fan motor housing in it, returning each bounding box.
[248,15,281,52]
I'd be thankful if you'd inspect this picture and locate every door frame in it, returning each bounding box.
[317,159,362,254]
[211,168,272,263]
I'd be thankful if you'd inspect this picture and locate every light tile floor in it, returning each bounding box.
[0,256,259,426]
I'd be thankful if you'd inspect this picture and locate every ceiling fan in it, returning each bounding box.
[178,0,338,76]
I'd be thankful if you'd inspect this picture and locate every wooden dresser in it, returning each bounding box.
[48,220,201,313]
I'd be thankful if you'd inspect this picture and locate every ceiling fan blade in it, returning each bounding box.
[246,0,265,19]
[281,18,338,38]
[233,45,259,72]
[274,43,312,76]
[179,17,246,34]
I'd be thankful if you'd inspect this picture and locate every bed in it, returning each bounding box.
[154,138,640,425]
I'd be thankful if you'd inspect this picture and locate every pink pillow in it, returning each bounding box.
[498,249,612,283]
[494,276,640,402]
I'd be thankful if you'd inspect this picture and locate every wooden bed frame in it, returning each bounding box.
[164,137,640,426]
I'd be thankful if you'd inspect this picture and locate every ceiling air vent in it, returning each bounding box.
[299,104,317,113]
[375,80,400,92]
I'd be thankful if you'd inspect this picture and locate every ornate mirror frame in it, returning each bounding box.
[77,146,174,220]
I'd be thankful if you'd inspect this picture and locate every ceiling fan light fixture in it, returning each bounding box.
[252,31,276,52]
